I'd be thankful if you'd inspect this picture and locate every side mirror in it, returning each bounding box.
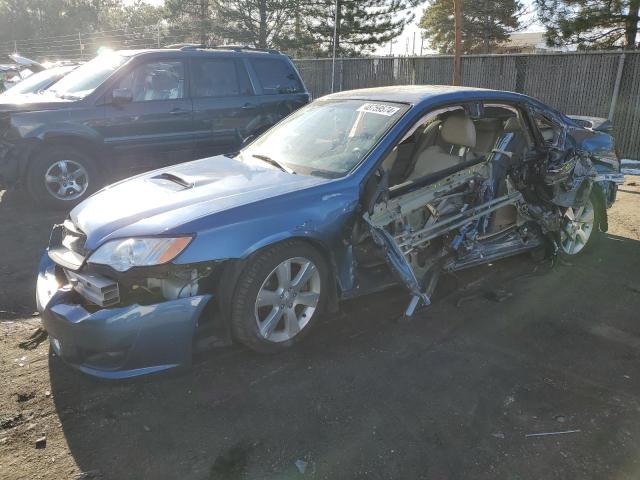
[112,88,133,105]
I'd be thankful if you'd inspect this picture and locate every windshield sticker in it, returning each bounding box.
[357,103,401,116]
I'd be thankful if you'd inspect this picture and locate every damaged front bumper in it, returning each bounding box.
[37,254,211,379]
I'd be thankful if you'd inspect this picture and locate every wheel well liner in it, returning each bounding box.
[591,182,608,232]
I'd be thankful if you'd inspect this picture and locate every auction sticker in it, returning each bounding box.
[357,103,400,116]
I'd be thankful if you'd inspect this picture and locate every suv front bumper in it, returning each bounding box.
[37,254,211,379]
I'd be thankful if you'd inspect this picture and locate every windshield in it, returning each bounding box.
[241,99,409,177]
[49,52,128,99]
[2,66,71,96]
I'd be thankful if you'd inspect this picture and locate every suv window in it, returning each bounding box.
[250,58,303,95]
[191,58,251,97]
[116,60,185,102]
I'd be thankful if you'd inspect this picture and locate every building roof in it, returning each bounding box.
[507,31,547,48]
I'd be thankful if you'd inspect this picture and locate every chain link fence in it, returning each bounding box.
[1,29,638,158]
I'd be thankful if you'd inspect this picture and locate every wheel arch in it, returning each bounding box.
[214,235,340,329]
[23,134,105,181]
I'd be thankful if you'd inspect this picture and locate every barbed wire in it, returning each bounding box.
[0,24,210,61]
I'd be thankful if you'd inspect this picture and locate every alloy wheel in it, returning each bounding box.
[560,199,595,255]
[254,257,321,342]
[44,160,89,201]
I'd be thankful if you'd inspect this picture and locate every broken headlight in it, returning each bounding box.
[88,237,193,272]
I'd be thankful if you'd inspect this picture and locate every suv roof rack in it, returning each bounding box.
[209,45,280,54]
[174,44,279,54]
[165,43,206,50]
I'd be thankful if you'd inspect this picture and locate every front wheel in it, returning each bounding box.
[558,190,603,257]
[26,146,101,209]
[230,240,328,353]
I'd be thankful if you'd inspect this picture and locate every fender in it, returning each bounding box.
[172,184,361,294]
[10,113,105,179]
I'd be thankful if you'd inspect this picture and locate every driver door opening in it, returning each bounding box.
[353,102,536,308]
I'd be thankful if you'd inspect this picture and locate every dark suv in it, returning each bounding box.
[0,46,309,206]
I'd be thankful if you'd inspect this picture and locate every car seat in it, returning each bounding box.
[408,112,477,179]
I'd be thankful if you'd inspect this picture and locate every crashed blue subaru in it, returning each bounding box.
[37,85,624,378]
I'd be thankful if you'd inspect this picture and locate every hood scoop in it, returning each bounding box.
[148,171,195,190]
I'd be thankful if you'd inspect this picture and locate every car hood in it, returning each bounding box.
[0,91,74,112]
[72,155,330,250]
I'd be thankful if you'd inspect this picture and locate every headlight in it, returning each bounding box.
[88,237,192,272]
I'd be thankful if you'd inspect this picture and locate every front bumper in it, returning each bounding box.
[37,254,211,379]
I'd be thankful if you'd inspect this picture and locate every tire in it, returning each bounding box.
[557,189,604,258]
[26,146,101,209]
[230,240,328,353]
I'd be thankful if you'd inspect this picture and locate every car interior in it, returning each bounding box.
[381,103,532,189]
[119,61,185,101]
[353,103,537,285]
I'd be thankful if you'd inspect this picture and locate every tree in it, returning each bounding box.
[419,0,524,54]
[305,0,423,57]
[164,0,219,45]
[0,0,118,42]
[106,0,165,31]
[213,0,297,49]
[535,0,639,50]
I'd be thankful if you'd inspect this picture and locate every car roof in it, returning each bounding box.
[118,46,288,60]
[322,85,532,107]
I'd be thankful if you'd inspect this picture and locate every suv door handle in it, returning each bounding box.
[242,103,257,110]
[169,108,190,115]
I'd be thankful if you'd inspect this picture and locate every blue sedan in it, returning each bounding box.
[37,86,624,378]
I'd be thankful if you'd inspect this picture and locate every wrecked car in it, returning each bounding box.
[0,54,45,92]
[1,64,77,98]
[36,85,624,378]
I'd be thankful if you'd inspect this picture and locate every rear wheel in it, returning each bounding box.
[26,146,101,208]
[558,190,602,257]
[231,240,328,353]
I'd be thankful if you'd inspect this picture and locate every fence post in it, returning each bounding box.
[608,53,626,121]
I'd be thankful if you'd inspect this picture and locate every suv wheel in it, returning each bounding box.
[231,240,328,353]
[26,146,101,208]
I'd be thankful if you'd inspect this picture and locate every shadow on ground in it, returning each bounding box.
[0,189,64,320]
[48,233,640,479]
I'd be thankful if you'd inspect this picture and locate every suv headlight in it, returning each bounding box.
[88,237,193,272]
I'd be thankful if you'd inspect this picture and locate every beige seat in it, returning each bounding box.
[471,118,502,159]
[503,116,522,133]
[381,148,397,172]
[409,113,477,179]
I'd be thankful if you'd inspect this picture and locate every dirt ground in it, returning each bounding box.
[1,180,640,480]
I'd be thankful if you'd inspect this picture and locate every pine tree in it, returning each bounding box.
[535,0,639,50]
[307,0,423,57]
[419,0,524,54]
[213,0,298,49]
[164,0,218,45]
